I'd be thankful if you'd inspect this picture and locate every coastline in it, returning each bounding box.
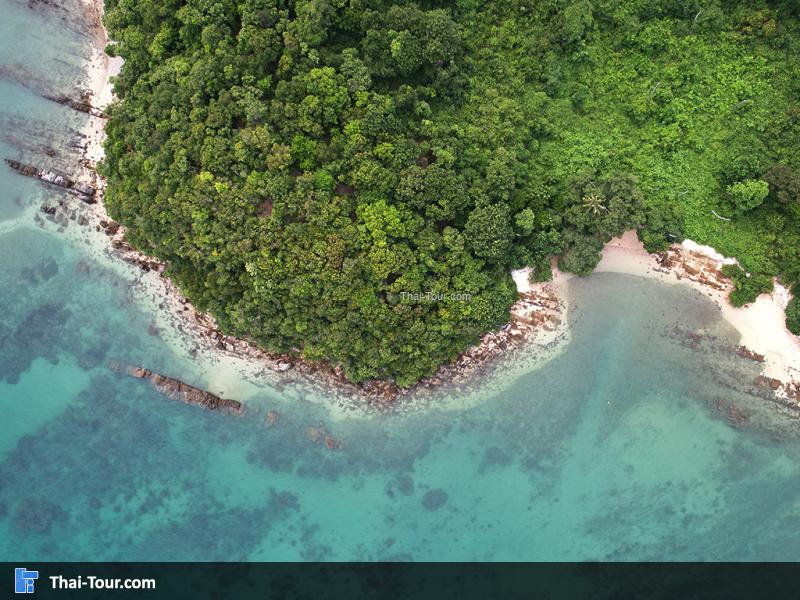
[597,230,800,398]
[67,0,570,415]
[66,0,798,415]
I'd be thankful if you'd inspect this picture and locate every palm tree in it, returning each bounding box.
[581,193,608,215]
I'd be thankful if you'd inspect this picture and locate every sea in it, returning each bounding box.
[2,0,800,562]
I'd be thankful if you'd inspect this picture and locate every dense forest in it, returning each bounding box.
[102,0,800,386]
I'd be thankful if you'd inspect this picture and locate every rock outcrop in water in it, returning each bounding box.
[109,361,243,414]
[43,92,107,119]
[4,158,96,201]
[737,346,766,363]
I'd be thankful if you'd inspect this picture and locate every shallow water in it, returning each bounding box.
[2,1,800,562]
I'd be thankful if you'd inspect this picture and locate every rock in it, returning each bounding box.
[756,375,783,391]
[75,182,96,197]
[112,361,243,414]
[5,158,96,203]
[683,263,700,276]
[265,410,278,427]
[422,489,448,511]
[736,345,765,363]
[307,425,325,443]
[43,93,107,118]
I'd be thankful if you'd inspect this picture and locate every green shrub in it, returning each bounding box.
[722,264,773,307]
[787,296,800,336]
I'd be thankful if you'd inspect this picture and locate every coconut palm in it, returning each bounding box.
[581,193,608,215]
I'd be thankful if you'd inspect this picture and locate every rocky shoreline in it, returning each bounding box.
[8,0,570,413]
[95,214,568,409]
[599,231,800,411]
[11,0,798,417]
[657,247,800,406]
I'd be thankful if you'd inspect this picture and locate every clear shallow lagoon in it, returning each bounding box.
[2,0,800,562]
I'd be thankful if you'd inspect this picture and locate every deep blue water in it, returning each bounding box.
[2,0,800,561]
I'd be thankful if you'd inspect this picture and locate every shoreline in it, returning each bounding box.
[597,230,800,398]
[66,1,798,414]
[70,0,570,415]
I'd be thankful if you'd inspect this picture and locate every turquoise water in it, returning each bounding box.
[3,1,800,562]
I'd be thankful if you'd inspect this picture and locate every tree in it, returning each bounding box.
[763,164,800,207]
[721,264,773,306]
[565,174,645,239]
[340,48,372,93]
[581,193,607,215]
[561,0,594,47]
[558,230,603,276]
[464,204,513,262]
[727,179,769,214]
[787,295,800,336]
[514,208,536,236]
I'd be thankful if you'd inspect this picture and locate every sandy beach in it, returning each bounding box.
[597,230,800,388]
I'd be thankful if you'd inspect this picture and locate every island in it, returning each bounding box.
[98,0,800,390]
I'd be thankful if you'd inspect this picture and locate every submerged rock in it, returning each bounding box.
[306,423,340,449]
[43,92,107,119]
[110,361,243,414]
[14,497,69,534]
[395,475,415,496]
[422,489,448,511]
[4,158,96,202]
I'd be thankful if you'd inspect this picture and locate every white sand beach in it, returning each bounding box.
[597,230,800,386]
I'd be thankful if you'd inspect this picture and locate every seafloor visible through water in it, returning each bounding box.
[2,0,800,562]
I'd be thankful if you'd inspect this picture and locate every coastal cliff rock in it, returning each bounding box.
[4,158,96,201]
[109,361,243,414]
[655,249,731,291]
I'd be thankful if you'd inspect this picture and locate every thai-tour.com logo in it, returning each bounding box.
[15,567,156,594]
[14,568,38,594]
